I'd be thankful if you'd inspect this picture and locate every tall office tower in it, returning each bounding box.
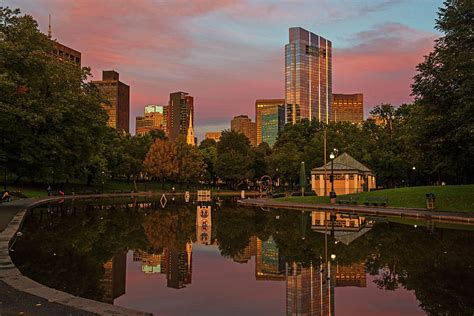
[286,262,335,316]
[285,27,332,124]
[255,99,285,147]
[168,92,194,142]
[231,115,257,146]
[92,70,130,133]
[332,94,364,123]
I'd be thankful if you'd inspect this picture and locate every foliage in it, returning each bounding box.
[144,138,178,184]
[411,0,474,183]
[215,130,253,188]
[0,7,109,183]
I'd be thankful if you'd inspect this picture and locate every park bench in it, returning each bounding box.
[363,197,388,207]
[337,196,358,205]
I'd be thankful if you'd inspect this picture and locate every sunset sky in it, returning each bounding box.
[5,0,443,140]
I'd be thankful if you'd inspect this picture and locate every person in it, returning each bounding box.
[1,191,10,202]
[47,185,52,196]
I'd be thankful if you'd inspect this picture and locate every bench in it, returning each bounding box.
[337,196,358,205]
[364,197,388,207]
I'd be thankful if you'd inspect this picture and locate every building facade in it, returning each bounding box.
[255,99,285,147]
[168,92,194,142]
[205,132,222,142]
[92,70,130,133]
[285,27,332,124]
[311,153,376,196]
[231,115,256,146]
[135,104,165,136]
[332,93,364,123]
[52,41,81,66]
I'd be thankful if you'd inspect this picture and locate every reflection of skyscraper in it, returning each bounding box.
[133,250,163,274]
[335,263,366,288]
[101,252,127,303]
[256,237,285,281]
[163,242,193,289]
[286,262,335,316]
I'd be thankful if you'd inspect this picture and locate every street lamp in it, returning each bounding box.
[101,171,105,193]
[412,166,416,186]
[329,152,336,202]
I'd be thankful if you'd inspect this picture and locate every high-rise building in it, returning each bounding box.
[205,132,222,142]
[231,115,256,146]
[92,70,130,133]
[332,93,364,123]
[255,99,285,147]
[136,105,165,136]
[286,262,335,315]
[285,27,332,124]
[168,92,194,142]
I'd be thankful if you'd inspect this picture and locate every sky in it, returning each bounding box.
[5,0,443,141]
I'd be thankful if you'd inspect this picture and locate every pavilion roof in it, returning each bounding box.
[312,152,373,174]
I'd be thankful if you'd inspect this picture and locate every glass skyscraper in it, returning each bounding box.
[285,27,332,124]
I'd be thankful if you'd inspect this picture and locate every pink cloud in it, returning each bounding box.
[333,23,436,115]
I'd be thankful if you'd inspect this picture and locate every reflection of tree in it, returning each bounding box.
[142,206,196,251]
[215,206,257,257]
[11,201,150,301]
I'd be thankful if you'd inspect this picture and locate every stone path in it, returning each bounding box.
[237,198,474,225]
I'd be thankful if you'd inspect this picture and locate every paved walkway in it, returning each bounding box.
[0,195,152,316]
[237,198,474,225]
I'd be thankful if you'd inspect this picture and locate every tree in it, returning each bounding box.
[144,138,177,186]
[0,7,109,183]
[199,139,218,185]
[411,0,474,183]
[215,130,253,188]
[174,137,206,187]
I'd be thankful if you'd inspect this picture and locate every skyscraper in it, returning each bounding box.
[167,92,194,142]
[332,93,364,123]
[285,27,332,124]
[255,237,285,281]
[231,115,256,146]
[255,99,285,147]
[92,70,130,133]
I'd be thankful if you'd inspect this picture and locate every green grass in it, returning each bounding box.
[276,185,474,212]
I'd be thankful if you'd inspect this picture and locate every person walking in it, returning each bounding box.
[47,185,52,196]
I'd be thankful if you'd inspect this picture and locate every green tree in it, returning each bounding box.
[199,139,218,185]
[215,130,253,188]
[144,138,177,186]
[411,0,474,183]
[174,137,206,187]
[0,7,109,183]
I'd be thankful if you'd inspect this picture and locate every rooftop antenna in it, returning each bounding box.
[48,14,51,38]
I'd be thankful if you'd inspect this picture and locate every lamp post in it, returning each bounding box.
[329,152,336,203]
[101,171,105,193]
[412,166,416,186]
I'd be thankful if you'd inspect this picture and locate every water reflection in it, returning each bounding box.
[10,197,474,315]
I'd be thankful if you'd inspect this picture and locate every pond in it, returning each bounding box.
[10,196,474,315]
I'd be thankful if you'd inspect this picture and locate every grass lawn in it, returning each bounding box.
[275,185,474,212]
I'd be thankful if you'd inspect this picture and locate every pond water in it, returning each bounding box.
[10,196,474,315]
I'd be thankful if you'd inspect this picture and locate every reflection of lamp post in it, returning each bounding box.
[101,171,105,193]
[329,152,336,203]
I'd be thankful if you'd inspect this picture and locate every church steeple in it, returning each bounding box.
[186,111,195,146]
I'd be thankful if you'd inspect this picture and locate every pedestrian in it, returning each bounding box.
[47,185,52,196]
[1,191,10,202]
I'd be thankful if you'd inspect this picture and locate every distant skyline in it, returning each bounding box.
[4,0,442,140]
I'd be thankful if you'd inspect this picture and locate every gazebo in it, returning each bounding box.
[311,153,376,196]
